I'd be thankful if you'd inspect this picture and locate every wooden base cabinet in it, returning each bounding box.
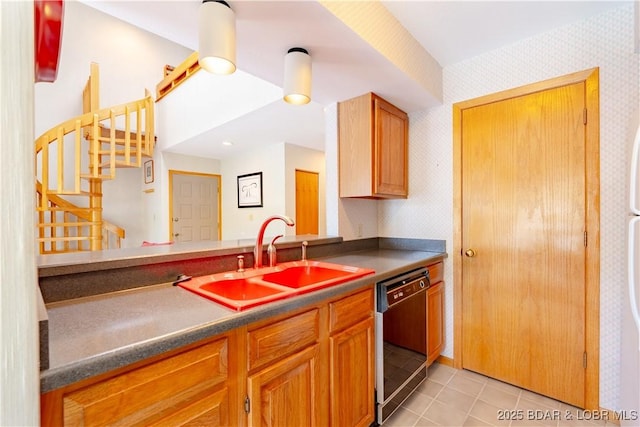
[427,262,445,365]
[330,318,374,427]
[329,287,375,427]
[246,307,326,427]
[41,286,375,427]
[245,287,375,427]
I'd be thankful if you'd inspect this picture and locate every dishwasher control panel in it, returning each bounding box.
[386,278,427,305]
[376,267,430,312]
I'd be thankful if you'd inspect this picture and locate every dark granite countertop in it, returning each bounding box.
[40,246,446,393]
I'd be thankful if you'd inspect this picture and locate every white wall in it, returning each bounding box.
[375,4,637,411]
[0,1,39,424]
[218,141,327,240]
[221,143,288,240]
[34,1,192,248]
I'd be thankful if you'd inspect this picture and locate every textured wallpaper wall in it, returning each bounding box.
[378,4,638,410]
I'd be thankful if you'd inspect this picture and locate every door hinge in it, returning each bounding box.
[244,396,251,414]
[583,108,587,125]
[584,231,587,247]
[583,351,587,369]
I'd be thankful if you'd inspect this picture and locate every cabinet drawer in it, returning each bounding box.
[63,337,228,426]
[329,287,373,334]
[248,308,319,372]
[427,262,444,284]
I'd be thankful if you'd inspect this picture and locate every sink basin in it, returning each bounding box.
[200,279,285,300]
[262,264,360,288]
[177,260,375,311]
[178,276,292,311]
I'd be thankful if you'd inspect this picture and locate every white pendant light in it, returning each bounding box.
[198,0,236,75]
[283,47,311,105]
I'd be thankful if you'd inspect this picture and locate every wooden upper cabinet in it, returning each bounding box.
[338,92,408,199]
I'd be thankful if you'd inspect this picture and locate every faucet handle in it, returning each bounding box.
[267,235,283,267]
[237,255,245,272]
[301,240,308,261]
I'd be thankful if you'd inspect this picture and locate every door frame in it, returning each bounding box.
[452,68,600,408]
[168,170,222,241]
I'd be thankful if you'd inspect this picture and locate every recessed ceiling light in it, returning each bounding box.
[222,141,233,146]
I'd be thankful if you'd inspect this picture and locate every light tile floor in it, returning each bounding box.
[383,363,619,427]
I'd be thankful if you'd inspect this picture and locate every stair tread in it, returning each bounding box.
[38,236,92,242]
[99,161,140,168]
[45,190,92,196]
[89,149,150,155]
[89,137,152,145]
[37,207,100,212]
[38,222,95,227]
[79,174,115,180]
[93,141,152,149]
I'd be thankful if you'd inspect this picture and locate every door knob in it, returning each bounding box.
[172,217,179,222]
[465,249,476,257]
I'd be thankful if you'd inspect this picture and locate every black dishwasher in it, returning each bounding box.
[374,267,430,424]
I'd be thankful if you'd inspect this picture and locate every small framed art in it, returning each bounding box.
[237,172,263,208]
[144,160,154,184]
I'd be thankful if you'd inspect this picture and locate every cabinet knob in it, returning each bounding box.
[464,249,476,257]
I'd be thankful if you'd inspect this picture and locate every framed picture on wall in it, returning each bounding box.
[237,172,263,208]
[144,160,154,184]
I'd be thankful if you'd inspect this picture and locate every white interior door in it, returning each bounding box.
[171,172,220,242]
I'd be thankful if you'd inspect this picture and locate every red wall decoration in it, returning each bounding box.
[34,0,64,83]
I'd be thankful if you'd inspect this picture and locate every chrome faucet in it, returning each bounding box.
[254,215,295,268]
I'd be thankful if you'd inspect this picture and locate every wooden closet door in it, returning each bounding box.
[460,81,587,407]
[295,169,319,235]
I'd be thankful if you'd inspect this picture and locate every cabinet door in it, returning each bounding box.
[374,97,408,197]
[247,344,324,427]
[330,317,375,427]
[427,281,445,365]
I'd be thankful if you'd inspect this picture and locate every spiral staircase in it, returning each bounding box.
[36,63,155,254]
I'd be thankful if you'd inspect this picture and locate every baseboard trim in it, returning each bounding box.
[435,355,454,367]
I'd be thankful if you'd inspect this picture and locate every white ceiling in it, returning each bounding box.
[383,0,629,67]
[81,0,629,159]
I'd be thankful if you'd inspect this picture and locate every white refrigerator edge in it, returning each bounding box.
[622,122,640,425]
